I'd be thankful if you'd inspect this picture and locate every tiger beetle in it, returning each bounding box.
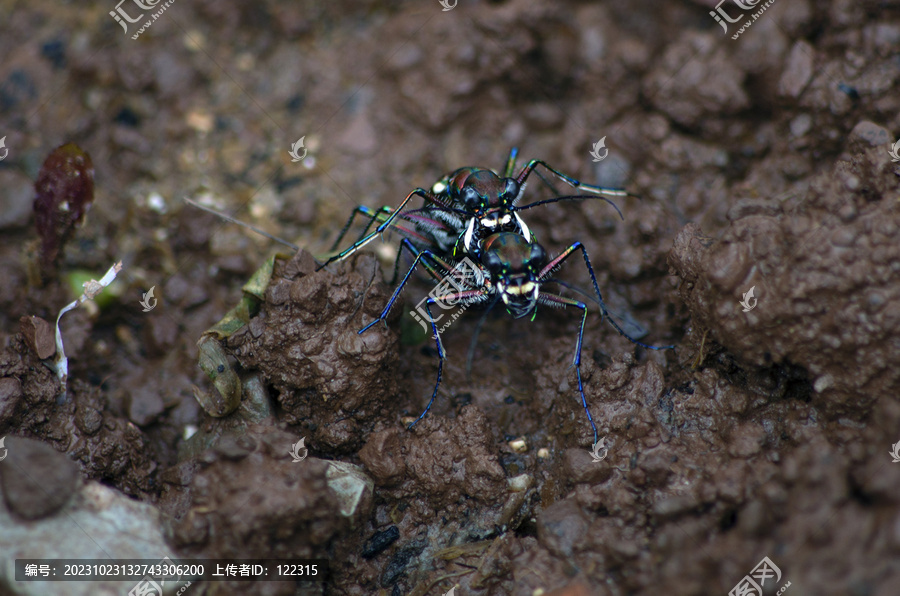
[321,149,674,443]
[316,147,631,270]
[357,230,673,444]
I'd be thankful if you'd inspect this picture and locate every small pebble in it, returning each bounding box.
[215,436,255,460]
[147,192,166,213]
[0,437,80,520]
[186,110,214,134]
[778,41,814,98]
[75,404,103,435]
[508,438,527,453]
[789,114,812,137]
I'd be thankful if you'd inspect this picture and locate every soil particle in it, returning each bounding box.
[357,427,406,487]
[169,424,355,559]
[229,251,398,452]
[502,538,595,595]
[726,421,766,459]
[669,141,900,419]
[359,406,506,510]
[778,40,815,98]
[644,34,748,130]
[0,436,80,520]
[164,273,210,310]
[537,498,589,559]
[0,336,155,498]
[124,373,167,427]
[563,448,611,485]
[62,382,156,497]
[142,314,180,357]
[73,401,103,436]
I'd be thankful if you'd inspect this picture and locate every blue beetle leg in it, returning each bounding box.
[329,205,393,252]
[358,242,445,335]
[318,187,444,270]
[408,289,486,430]
[538,292,597,445]
[407,296,447,430]
[540,242,674,351]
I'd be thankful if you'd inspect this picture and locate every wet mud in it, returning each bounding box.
[1,0,899,595]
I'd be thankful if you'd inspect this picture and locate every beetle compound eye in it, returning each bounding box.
[529,243,546,266]
[462,187,481,210]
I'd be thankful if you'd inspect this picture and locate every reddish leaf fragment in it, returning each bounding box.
[33,143,95,268]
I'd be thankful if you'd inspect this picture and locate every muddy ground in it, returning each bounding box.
[1,0,900,594]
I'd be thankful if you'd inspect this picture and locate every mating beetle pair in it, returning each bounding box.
[319,148,673,443]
